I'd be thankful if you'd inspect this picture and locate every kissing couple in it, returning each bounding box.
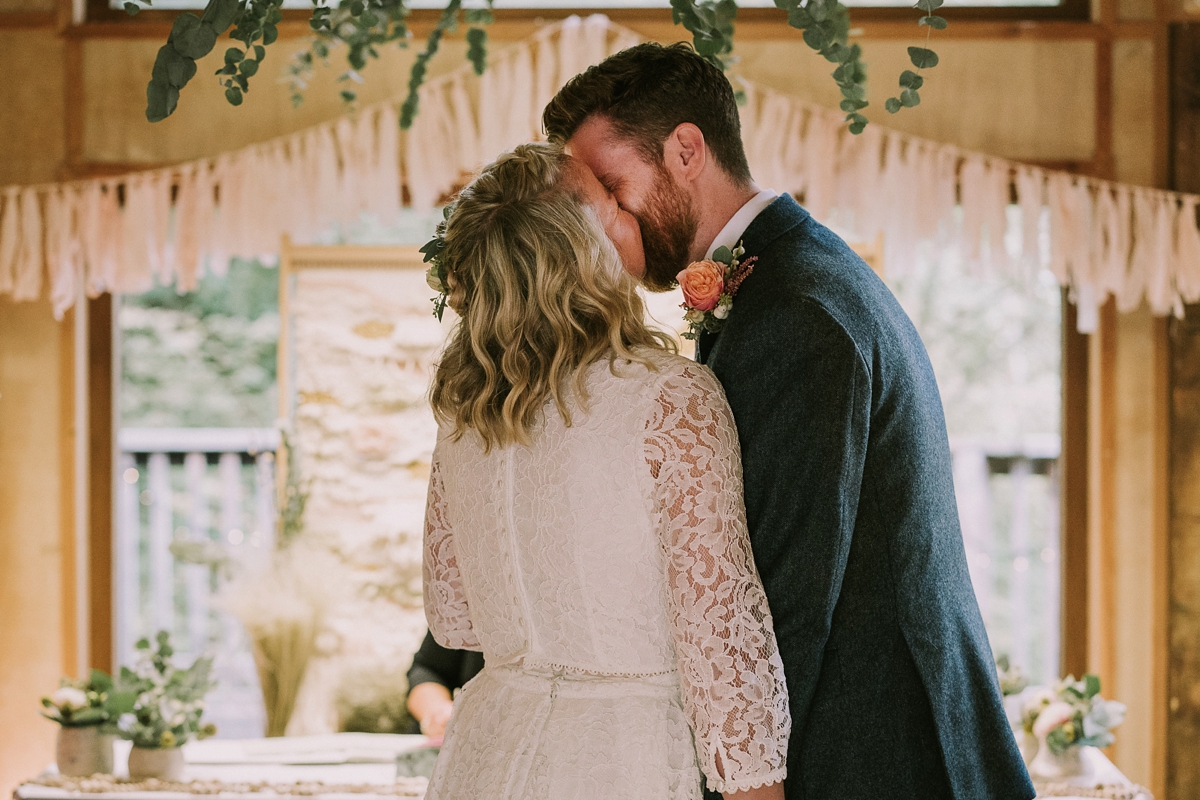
[420,42,1035,800]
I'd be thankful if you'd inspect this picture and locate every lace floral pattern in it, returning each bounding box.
[645,364,791,795]
[421,351,789,799]
[422,455,480,651]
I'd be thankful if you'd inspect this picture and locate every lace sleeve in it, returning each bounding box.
[422,447,481,651]
[644,364,791,796]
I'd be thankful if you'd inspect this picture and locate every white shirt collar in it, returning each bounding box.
[705,189,778,260]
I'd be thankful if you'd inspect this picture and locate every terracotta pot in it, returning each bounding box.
[127,745,185,781]
[56,726,114,777]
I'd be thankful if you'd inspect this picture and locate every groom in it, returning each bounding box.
[545,43,1035,800]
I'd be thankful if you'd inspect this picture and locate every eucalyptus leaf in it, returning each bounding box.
[124,3,140,15]
[168,55,198,88]
[802,25,828,51]
[172,16,218,60]
[908,46,939,69]
[225,47,244,64]
[900,87,920,106]
[712,245,733,263]
[885,96,902,114]
[786,5,813,27]
[899,69,923,89]
[919,14,947,29]
[146,80,179,122]
[238,58,259,76]
[202,0,242,31]
[916,0,944,10]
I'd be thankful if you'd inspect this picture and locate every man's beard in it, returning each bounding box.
[635,166,699,292]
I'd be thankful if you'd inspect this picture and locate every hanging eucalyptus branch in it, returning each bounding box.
[130,0,940,133]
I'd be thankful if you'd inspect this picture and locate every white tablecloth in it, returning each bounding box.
[14,734,1150,800]
[16,735,432,800]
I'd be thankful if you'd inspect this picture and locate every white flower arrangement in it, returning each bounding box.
[1021,674,1125,755]
[41,670,136,729]
[116,631,217,749]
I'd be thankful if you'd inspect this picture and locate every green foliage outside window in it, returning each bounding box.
[121,258,279,429]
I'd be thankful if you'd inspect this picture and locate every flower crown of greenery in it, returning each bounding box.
[421,204,455,322]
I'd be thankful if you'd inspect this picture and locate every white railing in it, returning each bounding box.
[117,427,279,738]
[952,435,1061,686]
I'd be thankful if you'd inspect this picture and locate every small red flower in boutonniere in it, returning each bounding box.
[677,242,757,341]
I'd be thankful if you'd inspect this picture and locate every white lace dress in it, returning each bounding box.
[422,350,790,799]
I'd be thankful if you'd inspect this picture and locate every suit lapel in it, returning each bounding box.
[693,195,810,365]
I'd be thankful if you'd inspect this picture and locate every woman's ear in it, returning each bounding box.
[663,123,707,185]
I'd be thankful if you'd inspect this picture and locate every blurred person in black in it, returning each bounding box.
[405,630,485,736]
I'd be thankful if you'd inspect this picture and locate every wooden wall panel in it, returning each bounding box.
[0,0,54,14]
[736,38,1097,162]
[0,30,64,184]
[0,299,68,800]
[1169,306,1200,800]
[72,34,1101,166]
[80,36,465,164]
[1112,38,1159,184]
[1109,306,1170,794]
[1120,0,1159,19]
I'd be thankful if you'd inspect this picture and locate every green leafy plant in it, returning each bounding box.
[115,631,218,749]
[130,0,940,134]
[41,670,138,730]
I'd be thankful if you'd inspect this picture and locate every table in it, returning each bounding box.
[1031,747,1153,800]
[15,735,433,800]
[14,735,1151,800]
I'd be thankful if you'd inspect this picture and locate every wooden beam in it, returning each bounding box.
[87,294,113,672]
[1087,298,1117,705]
[0,11,56,28]
[64,12,1160,41]
[63,37,84,176]
[1061,294,1090,678]
[59,304,79,678]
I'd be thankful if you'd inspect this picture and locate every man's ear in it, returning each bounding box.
[663,123,707,185]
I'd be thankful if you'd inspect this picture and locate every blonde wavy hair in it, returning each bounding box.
[430,142,676,450]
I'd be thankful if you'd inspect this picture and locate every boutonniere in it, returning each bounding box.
[420,204,454,322]
[677,242,757,341]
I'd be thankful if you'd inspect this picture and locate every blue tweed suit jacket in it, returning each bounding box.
[697,195,1035,800]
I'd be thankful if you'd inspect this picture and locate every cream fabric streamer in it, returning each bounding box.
[1121,189,1155,313]
[0,187,19,295]
[958,156,987,265]
[533,27,559,137]
[14,187,43,301]
[3,13,1200,326]
[1146,194,1176,316]
[507,44,537,150]
[581,13,609,68]
[1177,197,1200,303]
[47,186,80,319]
[377,103,402,224]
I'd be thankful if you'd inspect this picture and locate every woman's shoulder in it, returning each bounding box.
[618,348,727,408]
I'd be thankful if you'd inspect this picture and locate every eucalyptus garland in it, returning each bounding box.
[129,0,942,133]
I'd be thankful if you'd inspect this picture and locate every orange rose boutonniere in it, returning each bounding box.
[677,242,756,341]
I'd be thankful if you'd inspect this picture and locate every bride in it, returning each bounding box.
[421,141,790,800]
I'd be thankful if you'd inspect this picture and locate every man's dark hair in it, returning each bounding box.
[543,42,752,185]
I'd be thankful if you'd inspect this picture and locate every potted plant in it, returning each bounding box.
[116,631,218,781]
[41,671,136,777]
[1023,674,1126,783]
